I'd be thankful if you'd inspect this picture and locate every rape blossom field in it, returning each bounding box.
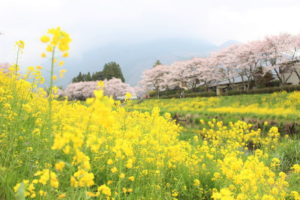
[1,28,300,200]
[128,91,300,122]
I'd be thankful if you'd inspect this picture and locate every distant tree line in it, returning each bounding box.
[72,62,125,83]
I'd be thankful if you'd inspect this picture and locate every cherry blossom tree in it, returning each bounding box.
[64,78,135,100]
[165,60,192,91]
[233,40,266,90]
[64,81,99,100]
[283,34,300,83]
[211,45,240,89]
[104,78,135,99]
[261,33,298,85]
[195,57,223,91]
[140,64,170,98]
[165,58,222,94]
[133,86,146,99]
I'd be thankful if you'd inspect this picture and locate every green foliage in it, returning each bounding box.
[273,139,300,173]
[102,62,125,82]
[91,71,104,81]
[72,72,83,82]
[153,60,162,68]
[72,61,125,83]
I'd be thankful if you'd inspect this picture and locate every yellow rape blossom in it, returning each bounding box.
[55,161,65,171]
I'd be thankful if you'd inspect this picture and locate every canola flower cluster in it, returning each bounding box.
[0,28,299,200]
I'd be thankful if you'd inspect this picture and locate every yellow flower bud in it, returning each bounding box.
[16,40,25,49]
[40,35,50,43]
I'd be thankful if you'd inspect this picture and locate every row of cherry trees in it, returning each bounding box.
[64,78,135,100]
[139,33,300,97]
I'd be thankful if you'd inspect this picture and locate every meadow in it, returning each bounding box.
[1,28,300,200]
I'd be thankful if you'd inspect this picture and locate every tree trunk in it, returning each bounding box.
[240,75,246,91]
[246,75,252,91]
[205,81,209,92]
[274,68,284,86]
[228,79,233,90]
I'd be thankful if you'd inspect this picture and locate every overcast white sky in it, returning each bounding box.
[1,0,300,66]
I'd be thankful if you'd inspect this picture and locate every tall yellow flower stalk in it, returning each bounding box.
[40,27,71,117]
[15,40,24,75]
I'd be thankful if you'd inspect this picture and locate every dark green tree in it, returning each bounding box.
[86,72,92,81]
[153,60,162,68]
[72,72,84,82]
[71,62,125,83]
[92,71,104,81]
[102,62,125,82]
[83,74,86,81]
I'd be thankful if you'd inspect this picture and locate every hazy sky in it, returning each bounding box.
[1,0,300,66]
